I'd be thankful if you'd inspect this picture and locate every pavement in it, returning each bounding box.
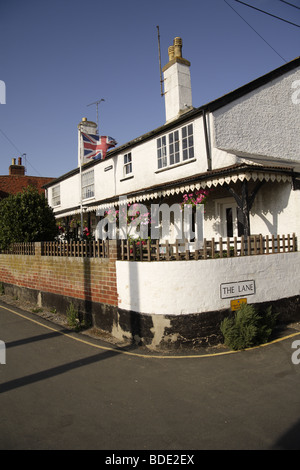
[0,297,300,451]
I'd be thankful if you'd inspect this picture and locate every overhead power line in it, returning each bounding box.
[233,0,300,27]
[280,0,300,11]
[223,0,287,63]
[0,127,23,155]
[0,127,42,176]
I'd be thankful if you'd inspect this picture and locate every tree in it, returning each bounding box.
[0,186,58,249]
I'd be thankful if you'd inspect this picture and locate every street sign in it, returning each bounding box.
[231,298,247,311]
[220,280,255,299]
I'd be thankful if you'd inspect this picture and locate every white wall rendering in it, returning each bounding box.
[116,252,300,316]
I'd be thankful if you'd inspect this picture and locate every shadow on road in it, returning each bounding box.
[0,346,128,394]
[272,419,300,450]
[6,329,72,349]
[1,324,142,394]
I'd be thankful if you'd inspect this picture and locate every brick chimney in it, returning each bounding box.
[9,157,25,176]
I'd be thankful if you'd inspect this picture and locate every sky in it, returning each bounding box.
[0,0,299,178]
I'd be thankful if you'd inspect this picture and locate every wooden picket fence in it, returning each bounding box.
[119,234,297,261]
[1,234,297,260]
[0,242,36,256]
[41,240,109,258]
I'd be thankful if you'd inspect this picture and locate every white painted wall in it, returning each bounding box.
[251,182,300,236]
[212,67,300,169]
[116,252,300,316]
[203,181,300,239]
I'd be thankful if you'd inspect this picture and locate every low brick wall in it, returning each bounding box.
[0,240,118,311]
[1,242,300,351]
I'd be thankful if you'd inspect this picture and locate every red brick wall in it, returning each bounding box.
[0,241,118,307]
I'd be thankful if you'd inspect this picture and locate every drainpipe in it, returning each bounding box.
[203,109,212,171]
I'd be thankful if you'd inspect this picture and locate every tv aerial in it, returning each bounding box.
[87,98,105,133]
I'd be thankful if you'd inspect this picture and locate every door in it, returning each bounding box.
[222,202,244,238]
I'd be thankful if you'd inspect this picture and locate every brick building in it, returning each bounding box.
[0,157,54,200]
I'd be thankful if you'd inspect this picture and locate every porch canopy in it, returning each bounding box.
[90,162,296,238]
[97,163,295,206]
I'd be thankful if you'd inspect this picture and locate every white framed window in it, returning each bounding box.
[182,124,194,161]
[157,123,194,169]
[157,136,167,169]
[82,169,94,200]
[52,185,61,206]
[124,152,132,176]
[169,130,180,165]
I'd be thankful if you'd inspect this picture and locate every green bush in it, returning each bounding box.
[0,186,58,250]
[220,303,277,350]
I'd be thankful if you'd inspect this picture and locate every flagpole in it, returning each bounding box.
[78,122,84,239]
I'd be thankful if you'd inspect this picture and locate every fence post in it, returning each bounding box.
[293,233,297,252]
[108,239,119,260]
[35,242,42,257]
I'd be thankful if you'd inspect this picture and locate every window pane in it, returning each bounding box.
[82,170,94,199]
[169,131,180,165]
[182,124,194,160]
[52,185,60,206]
[124,153,132,176]
[157,136,167,168]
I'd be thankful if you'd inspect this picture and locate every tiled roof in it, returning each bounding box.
[0,175,54,199]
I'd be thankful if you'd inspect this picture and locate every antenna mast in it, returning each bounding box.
[156,26,165,97]
[87,98,105,133]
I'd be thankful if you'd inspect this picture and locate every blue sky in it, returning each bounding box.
[0,0,299,178]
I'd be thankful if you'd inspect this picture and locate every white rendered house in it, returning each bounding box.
[38,39,300,349]
[44,39,300,246]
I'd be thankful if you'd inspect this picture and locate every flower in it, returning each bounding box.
[181,189,210,210]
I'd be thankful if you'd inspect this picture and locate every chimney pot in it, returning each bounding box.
[168,45,175,61]
[18,157,22,165]
[173,37,182,58]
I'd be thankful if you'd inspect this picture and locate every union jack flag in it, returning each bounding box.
[82,133,117,162]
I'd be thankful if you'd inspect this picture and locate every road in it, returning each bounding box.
[0,300,300,451]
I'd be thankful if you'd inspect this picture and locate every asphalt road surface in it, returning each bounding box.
[0,300,300,451]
